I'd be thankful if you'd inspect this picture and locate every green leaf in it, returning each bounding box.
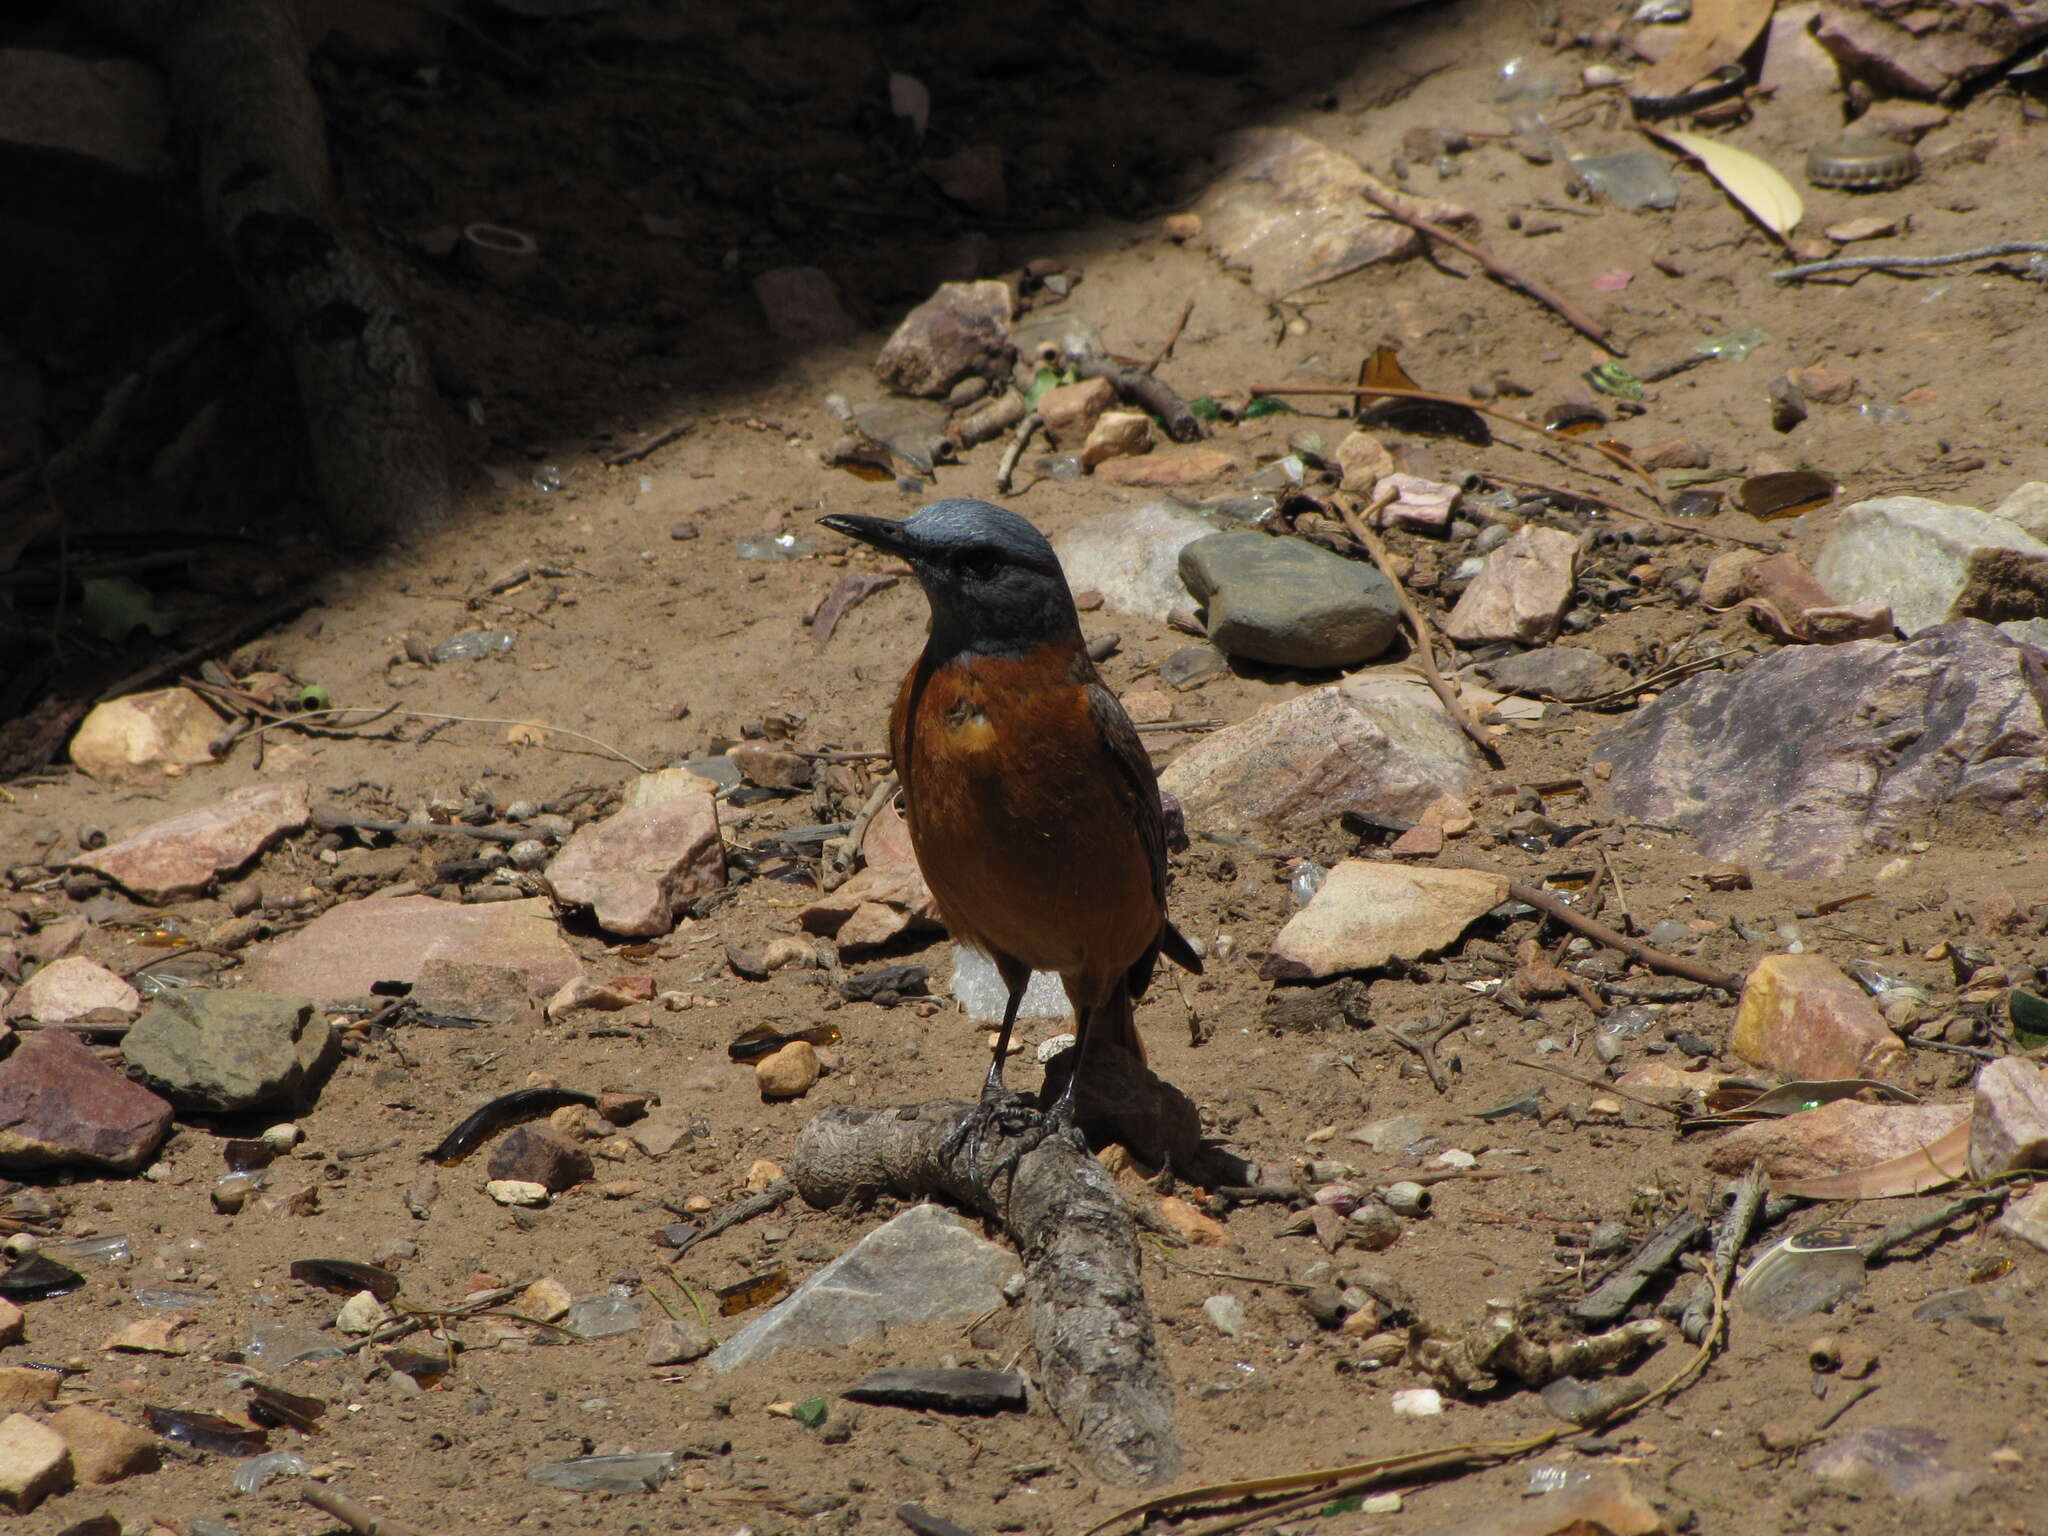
[79,577,175,643]
[1243,396,1295,419]
[1024,367,1077,412]
[1187,395,1223,421]
[1319,1494,1365,1516]
[298,684,332,712]
[793,1395,829,1429]
[2012,989,2048,1049]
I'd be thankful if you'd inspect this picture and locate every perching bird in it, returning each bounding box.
[819,498,1201,1130]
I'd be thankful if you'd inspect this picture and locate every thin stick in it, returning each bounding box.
[994,411,1043,494]
[1857,1187,2009,1262]
[1683,1165,1766,1342]
[1505,879,1745,992]
[601,422,692,466]
[300,1482,424,1536]
[1482,468,1774,551]
[1141,299,1195,375]
[1358,183,1622,354]
[1247,383,1652,483]
[1771,241,2048,282]
[310,806,537,845]
[1599,849,1632,935]
[230,707,650,772]
[668,1179,792,1259]
[1510,1056,1686,1118]
[1332,492,1502,765]
[822,771,898,890]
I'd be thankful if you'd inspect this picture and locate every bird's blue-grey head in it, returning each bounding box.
[819,499,1081,662]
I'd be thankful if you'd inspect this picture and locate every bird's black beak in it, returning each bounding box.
[819,513,919,561]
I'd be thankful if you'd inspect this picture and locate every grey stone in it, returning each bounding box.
[1596,620,2048,877]
[1202,1294,1247,1337]
[1476,646,1632,702]
[1158,644,1229,691]
[709,1204,1020,1372]
[872,280,1013,397]
[1159,671,1484,835]
[1810,1426,1983,1507]
[2004,617,2048,653]
[1050,502,1213,624]
[1812,495,2048,635]
[1178,532,1400,669]
[125,990,335,1113]
[0,1030,171,1173]
[644,1316,715,1366]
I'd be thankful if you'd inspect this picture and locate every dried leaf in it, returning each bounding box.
[1650,128,1803,238]
[1777,1120,1968,1200]
[1629,0,1775,102]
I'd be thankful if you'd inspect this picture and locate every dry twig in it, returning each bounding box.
[300,1481,424,1536]
[1358,183,1622,353]
[1482,468,1775,550]
[1332,492,1501,765]
[1771,241,2048,282]
[1505,879,1745,992]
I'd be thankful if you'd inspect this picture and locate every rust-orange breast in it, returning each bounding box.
[890,642,1159,985]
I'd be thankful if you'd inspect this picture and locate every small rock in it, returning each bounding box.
[1388,823,1444,857]
[727,741,812,791]
[1636,436,1710,471]
[47,1404,156,1486]
[1202,1294,1247,1337]
[921,145,1007,217]
[1703,1099,1967,1178]
[843,1366,1026,1413]
[0,1412,70,1513]
[799,800,941,953]
[517,1277,573,1324]
[1997,1185,2048,1254]
[621,766,726,809]
[760,936,815,971]
[242,893,581,1004]
[0,1300,20,1346]
[1811,1425,1982,1506]
[644,1316,715,1366]
[1095,445,1239,488]
[545,794,725,938]
[626,1114,689,1158]
[1826,215,1896,242]
[1162,212,1202,241]
[1155,1195,1232,1248]
[1334,430,1395,492]
[69,780,310,903]
[596,1089,655,1125]
[1263,861,1508,980]
[1444,525,1579,645]
[1969,1057,2048,1181]
[1991,482,2048,543]
[753,266,858,344]
[1390,1388,1443,1418]
[1118,688,1173,725]
[1813,496,2048,636]
[0,1030,171,1172]
[746,1158,784,1189]
[485,1179,550,1207]
[68,687,221,779]
[488,1125,592,1192]
[335,1289,389,1335]
[3,956,138,1024]
[1732,954,1908,1084]
[101,1315,188,1355]
[1377,473,1462,533]
[1039,377,1117,450]
[0,1372,51,1411]
[757,1041,821,1099]
[1082,410,1153,469]
[124,990,336,1112]
[1477,646,1631,702]
[1050,502,1216,625]
[411,958,537,1026]
[1157,643,1229,691]
[874,279,1013,397]
[1179,531,1401,669]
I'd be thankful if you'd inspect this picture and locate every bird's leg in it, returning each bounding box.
[981,973,1024,1100]
[1039,1004,1092,1137]
[943,968,1040,1185]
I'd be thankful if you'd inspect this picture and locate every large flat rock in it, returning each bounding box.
[69,781,309,903]
[241,895,581,1003]
[1595,620,2048,877]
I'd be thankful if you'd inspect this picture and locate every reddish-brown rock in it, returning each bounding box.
[544,794,724,937]
[244,894,581,1003]
[487,1124,592,1192]
[1094,446,1240,488]
[0,1030,172,1172]
[69,780,309,903]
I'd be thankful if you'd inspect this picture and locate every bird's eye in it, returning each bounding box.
[960,549,1002,582]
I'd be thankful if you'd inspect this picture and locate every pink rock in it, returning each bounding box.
[1731,953,1908,1084]
[3,957,138,1024]
[799,801,941,951]
[728,741,812,790]
[70,780,309,903]
[1969,1056,2048,1180]
[1387,824,1444,857]
[544,794,725,938]
[1377,473,1460,532]
[1159,673,1483,836]
[873,279,1014,397]
[1444,525,1580,645]
[243,895,581,1003]
[0,1030,172,1173]
[1704,1099,1968,1178]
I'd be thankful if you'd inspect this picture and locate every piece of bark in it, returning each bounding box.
[80,0,450,543]
[791,1099,1182,1486]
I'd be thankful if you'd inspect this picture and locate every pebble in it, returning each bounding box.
[1390,1388,1443,1418]
[335,1290,388,1335]
[756,1042,821,1099]
[485,1180,550,1207]
[1202,1294,1247,1337]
